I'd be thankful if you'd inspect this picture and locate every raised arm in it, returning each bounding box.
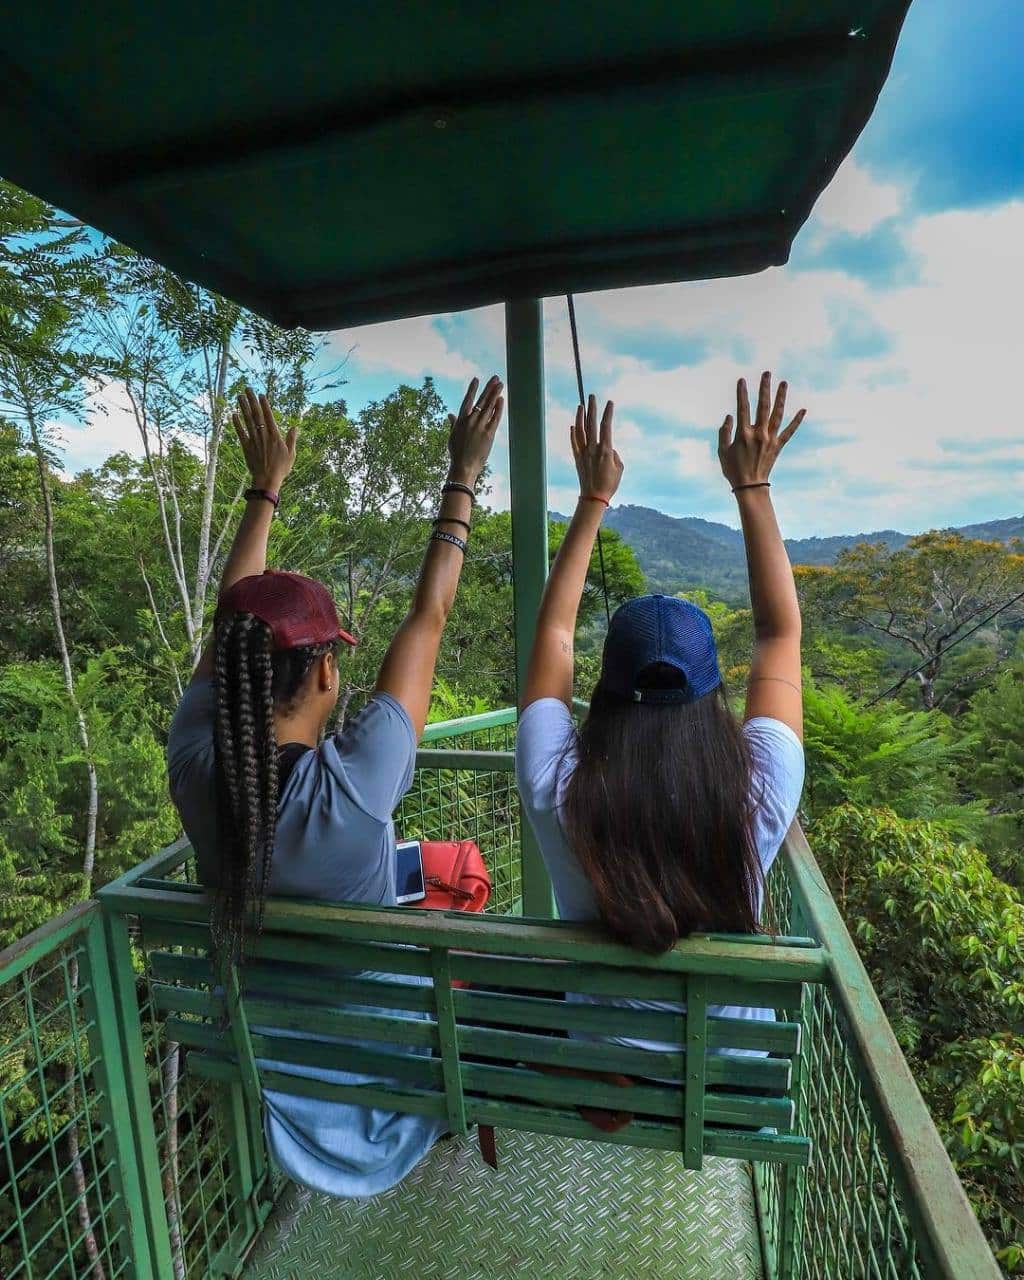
[718,372,806,738]
[191,388,297,682]
[521,395,623,710]
[375,375,503,739]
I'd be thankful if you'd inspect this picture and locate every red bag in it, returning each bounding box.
[420,839,491,913]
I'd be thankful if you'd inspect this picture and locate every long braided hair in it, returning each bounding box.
[212,610,335,965]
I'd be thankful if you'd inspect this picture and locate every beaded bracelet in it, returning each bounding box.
[433,515,471,534]
[430,529,468,554]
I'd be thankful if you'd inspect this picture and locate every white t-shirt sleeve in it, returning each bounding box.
[742,716,805,877]
[515,698,576,812]
[515,699,600,920]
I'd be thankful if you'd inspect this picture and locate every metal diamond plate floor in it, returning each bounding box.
[243,1130,765,1279]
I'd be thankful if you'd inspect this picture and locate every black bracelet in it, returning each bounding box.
[433,515,471,534]
[731,482,771,494]
[430,529,468,554]
[442,480,476,504]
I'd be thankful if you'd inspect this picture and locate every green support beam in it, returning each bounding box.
[505,298,554,918]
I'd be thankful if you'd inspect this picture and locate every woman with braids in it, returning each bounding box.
[167,375,503,1195]
[516,373,805,1061]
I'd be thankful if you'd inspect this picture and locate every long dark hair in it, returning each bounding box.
[212,610,335,963]
[562,663,761,953]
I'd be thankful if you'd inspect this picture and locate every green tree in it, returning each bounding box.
[0,651,179,944]
[960,663,1024,885]
[801,682,983,837]
[796,533,1024,710]
[93,254,326,676]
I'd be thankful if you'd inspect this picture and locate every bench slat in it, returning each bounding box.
[234,1062,447,1120]
[189,1051,796,1145]
[149,972,801,1058]
[454,987,801,1054]
[468,1098,811,1166]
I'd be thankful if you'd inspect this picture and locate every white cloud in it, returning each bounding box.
[320,185,1024,537]
[527,189,1024,537]
[53,379,145,474]
[327,312,488,381]
[807,157,905,234]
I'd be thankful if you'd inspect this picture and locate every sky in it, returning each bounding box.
[58,0,1024,539]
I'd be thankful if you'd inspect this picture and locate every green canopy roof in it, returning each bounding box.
[0,2,909,329]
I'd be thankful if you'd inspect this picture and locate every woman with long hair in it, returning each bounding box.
[516,372,806,1047]
[167,375,503,1195]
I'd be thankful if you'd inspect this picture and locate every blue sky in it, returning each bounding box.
[60,0,1024,539]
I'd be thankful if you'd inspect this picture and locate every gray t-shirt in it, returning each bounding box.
[166,680,447,1198]
[515,698,805,1056]
[167,679,415,903]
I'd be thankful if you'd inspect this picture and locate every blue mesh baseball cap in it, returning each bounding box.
[599,594,721,704]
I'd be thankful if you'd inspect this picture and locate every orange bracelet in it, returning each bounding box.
[582,494,610,507]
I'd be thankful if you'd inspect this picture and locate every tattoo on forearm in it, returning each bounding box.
[561,639,571,654]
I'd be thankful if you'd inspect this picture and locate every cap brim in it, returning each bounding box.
[338,628,358,647]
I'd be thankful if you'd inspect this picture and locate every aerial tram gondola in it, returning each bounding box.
[0,4,1004,1277]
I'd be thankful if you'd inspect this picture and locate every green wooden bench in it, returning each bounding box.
[134,879,826,1175]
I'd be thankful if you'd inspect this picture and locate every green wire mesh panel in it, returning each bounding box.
[244,1130,765,1280]
[398,720,522,915]
[133,937,244,1275]
[104,851,274,1278]
[756,856,927,1280]
[0,909,134,1279]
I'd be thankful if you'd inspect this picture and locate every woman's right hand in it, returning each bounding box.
[572,394,623,501]
[232,387,298,491]
[718,371,805,491]
[447,375,504,486]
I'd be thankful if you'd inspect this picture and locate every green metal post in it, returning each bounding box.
[776,897,809,1280]
[80,911,157,1279]
[101,909,178,1279]
[506,297,554,918]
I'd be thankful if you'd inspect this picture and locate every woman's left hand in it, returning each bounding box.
[572,394,623,502]
[232,387,298,490]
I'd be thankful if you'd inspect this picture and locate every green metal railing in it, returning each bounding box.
[0,903,148,1279]
[0,711,1002,1279]
[755,826,1002,1280]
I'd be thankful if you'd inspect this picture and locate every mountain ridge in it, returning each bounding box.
[549,504,1024,600]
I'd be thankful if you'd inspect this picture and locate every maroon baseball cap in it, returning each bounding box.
[217,570,357,650]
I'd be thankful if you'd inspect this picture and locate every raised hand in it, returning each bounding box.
[718,372,805,491]
[572,394,623,502]
[232,387,297,490]
[447,375,504,486]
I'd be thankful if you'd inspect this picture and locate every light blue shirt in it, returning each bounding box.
[514,698,805,1057]
[167,681,446,1197]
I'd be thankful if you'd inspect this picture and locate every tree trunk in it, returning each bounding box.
[191,339,231,661]
[916,665,938,710]
[66,1057,107,1280]
[161,1045,187,1280]
[26,408,98,881]
[126,386,197,653]
[24,402,103,1273]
